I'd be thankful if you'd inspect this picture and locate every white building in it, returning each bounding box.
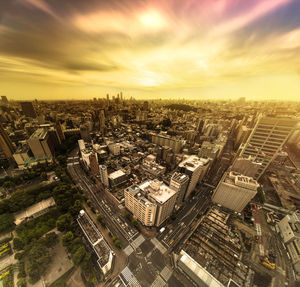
[178,155,210,200]
[77,210,114,276]
[124,180,177,227]
[108,143,120,156]
[277,211,300,275]
[99,165,109,187]
[231,156,261,178]
[212,172,259,212]
[170,172,189,205]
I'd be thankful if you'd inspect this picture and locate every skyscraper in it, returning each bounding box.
[178,155,210,200]
[0,123,15,159]
[99,165,109,187]
[99,109,105,133]
[27,128,54,158]
[89,153,99,176]
[20,101,37,118]
[240,116,298,180]
[170,172,189,205]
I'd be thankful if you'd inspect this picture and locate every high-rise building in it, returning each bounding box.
[124,185,157,226]
[240,116,298,180]
[55,121,65,144]
[150,132,185,153]
[27,128,54,158]
[0,123,15,159]
[124,180,177,227]
[1,96,8,104]
[20,101,37,118]
[80,124,91,142]
[170,172,189,205]
[99,109,105,133]
[89,153,99,176]
[212,172,259,212]
[178,155,210,200]
[99,165,109,187]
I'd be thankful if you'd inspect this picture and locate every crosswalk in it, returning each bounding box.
[131,234,145,249]
[120,267,141,287]
[151,238,167,254]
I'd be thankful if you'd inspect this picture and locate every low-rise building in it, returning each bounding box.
[77,210,114,276]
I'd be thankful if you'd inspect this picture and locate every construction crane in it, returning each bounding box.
[252,203,276,270]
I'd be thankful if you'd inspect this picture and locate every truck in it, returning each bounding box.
[159,227,166,233]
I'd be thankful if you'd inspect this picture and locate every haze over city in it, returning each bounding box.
[1,0,300,101]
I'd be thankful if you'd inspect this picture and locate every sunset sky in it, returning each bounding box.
[1,0,300,101]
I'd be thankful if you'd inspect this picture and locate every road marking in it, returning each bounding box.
[124,245,134,256]
[131,234,145,249]
[160,266,172,282]
[121,266,141,287]
[151,238,167,254]
[150,275,166,287]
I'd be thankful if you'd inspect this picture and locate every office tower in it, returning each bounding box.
[99,165,109,187]
[124,180,177,227]
[27,128,54,158]
[212,172,259,212]
[170,172,189,204]
[0,123,15,159]
[240,116,298,180]
[178,155,210,200]
[1,96,8,104]
[198,141,220,160]
[80,124,91,142]
[55,121,65,143]
[235,125,251,150]
[89,153,99,176]
[20,101,37,118]
[99,109,105,133]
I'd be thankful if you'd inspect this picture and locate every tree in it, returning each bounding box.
[43,232,58,248]
[13,238,24,251]
[0,213,15,233]
[27,243,51,283]
[56,213,72,232]
[72,245,86,265]
[62,231,74,247]
[97,214,102,222]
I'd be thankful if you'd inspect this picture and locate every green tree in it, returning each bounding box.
[97,214,102,222]
[56,213,72,232]
[0,213,15,233]
[43,232,58,248]
[72,245,86,265]
[62,231,74,247]
[13,237,24,251]
[27,243,51,283]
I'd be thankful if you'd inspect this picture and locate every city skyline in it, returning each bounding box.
[1,0,300,101]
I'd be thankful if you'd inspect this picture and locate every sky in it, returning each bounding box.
[1,0,300,101]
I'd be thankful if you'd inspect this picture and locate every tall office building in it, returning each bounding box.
[1,96,8,104]
[99,109,105,133]
[240,116,298,180]
[170,172,189,204]
[20,101,37,118]
[0,123,15,159]
[212,172,259,212]
[99,165,109,187]
[178,155,210,200]
[89,153,99,176]
[27,128,54,158]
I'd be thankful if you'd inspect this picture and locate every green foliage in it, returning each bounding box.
[96,214,102,222]
[17,277,26,287]
[56,213,72,232]
[0,182,58,215]
[0,213,14,233]
[72,246,86,266]
[27,242,51,283]
[42,232,58,248]
[16,210,58,245]
[13,238,24,251]
[62,232,74,247]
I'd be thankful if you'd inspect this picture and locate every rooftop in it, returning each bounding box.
[109,170,125,180]
[140,180,177,204]
[14,197,56,225]
[29,128,47,140]
[179,155,210,171]
[77,210,112,269]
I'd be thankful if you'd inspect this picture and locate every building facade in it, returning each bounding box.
[240,116,298,180]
